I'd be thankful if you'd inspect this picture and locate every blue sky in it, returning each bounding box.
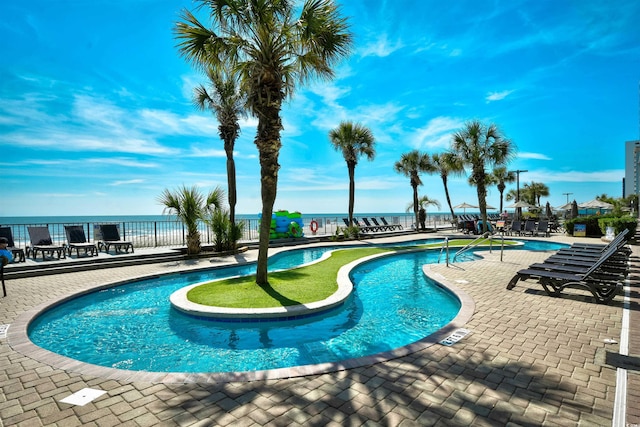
[1,0,639,217]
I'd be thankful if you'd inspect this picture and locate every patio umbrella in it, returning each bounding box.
[545,201,553,218]
[506,200,534,209]
[579,199,614,210]
[453,202,477,213]
[556,202,573,211]
[484,203,496,210]
[571,200,579,218]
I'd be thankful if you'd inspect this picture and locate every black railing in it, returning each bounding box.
[1,214,453,250]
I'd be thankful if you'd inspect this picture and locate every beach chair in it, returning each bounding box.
[522,220,536,236]
[370,217,392,231]
[97,224,134,254]
[0,227,25,263]
[26,226,66,260]
[361,218,381,231]
[64,225,98,257]
[534,220,549,237]
[1,260,6,297]
[352,218,372,232]
[507,220,522,236]
[506,245,625,303]
[380,217,402,230]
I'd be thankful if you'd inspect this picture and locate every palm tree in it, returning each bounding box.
[193,66,246,225]
[430,152,464,220]
[490,166,516,213]
[176,0,352,285]
[394,150,436,229]
[451,120,515,233]
[522,181,550,206]
[329,121,376,226]
[158,185,225,255]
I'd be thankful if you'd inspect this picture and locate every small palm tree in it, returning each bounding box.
[193,66,246,226]
[430,152,464,220]
[176,0,353,285]
[490,166,516,213]
[523,181,550,206]
[451,120,515,233]
[158,185,225,255]
[406,195,441,230]
[329,121,376,226]
[394,150,436,228]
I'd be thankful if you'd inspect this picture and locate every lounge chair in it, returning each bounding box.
[534,220,549,237]
[352,218,372,232]
[26,226,66,260]
[506,244,626,303]
[97,224,134,254]
[522,220,536,236]
[64,225,98,257]
[506,220,522,236]
[1,260,6,297]
[0,227,25,262]
[370,217,392,231]
[361,217,381,231]
[380,217,402,230]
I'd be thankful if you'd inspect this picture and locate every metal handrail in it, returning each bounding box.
[437,237,449,266]
[452,232,492,262]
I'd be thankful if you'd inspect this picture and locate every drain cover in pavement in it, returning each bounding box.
[0,324,9,339]
[60,388,107,406]
[440,328,471,346]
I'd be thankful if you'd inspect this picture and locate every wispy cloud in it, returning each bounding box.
[411,116,464,149]
[359,33,405,58]
[519,152,551,161]
[109,179,146,186]
[528,169,623,183]
[486,90,514,102]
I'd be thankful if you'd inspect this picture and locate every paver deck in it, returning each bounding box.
[1,232,638,426]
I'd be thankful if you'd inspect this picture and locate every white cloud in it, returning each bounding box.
[486,90,514,102]
[109,179,146,186]
[519,152,551,160]
[359,34,405,58]
[411,116,464,150]
[527,169,623,183]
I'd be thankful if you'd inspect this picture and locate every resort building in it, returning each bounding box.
[624,140,640,198]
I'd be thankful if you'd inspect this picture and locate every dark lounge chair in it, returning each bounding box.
[361,217,381,231]
[522,220,536,236]
[0,227,25,262]
[97,224,134,254]
[26,226,66,260]
[64,225,98,257]
[506,220,522,236]
[352,218,373,232]
[370,217,392,231]
[534,220,549,237]
[506,244,627,304]
[380,217,402,230]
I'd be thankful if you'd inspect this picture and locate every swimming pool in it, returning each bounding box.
[26,239,566,374]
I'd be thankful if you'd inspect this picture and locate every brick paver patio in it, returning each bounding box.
[0,233,637,426]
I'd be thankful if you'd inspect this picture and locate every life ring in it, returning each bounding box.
[289,221,303,238]
[310,220,319,233]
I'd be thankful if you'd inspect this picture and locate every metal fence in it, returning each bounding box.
[1,214,453,249]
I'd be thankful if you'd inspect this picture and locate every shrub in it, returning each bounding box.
[598,216,637,239]
[564,214,613,237]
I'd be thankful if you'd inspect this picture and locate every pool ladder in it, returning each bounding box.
[438,232,507,266]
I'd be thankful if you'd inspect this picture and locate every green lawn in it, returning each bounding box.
[187,238,518,308]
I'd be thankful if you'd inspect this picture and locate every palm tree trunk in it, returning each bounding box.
[255,112,282,286]
[475,170,488,233]
[226,155,236,225]
[442,176,456,219]
[348,164,355,226]
[412,184,419,230]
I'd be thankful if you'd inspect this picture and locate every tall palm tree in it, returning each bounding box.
[329,121,376,226]
[158,185,225,255]
[523,181,550,206]
[430,152,464,220]
[490,166,516,213]
[176,0,352,285]
[451,120,515,233]
[394,150,436,229]
[193,66,246,226]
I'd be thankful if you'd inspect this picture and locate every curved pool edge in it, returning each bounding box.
[7,247,476,385]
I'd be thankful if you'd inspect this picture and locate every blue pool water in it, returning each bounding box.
[28,239,566,373]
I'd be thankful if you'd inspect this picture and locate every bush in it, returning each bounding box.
[598,216,637,239]
[564,214,613,237]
